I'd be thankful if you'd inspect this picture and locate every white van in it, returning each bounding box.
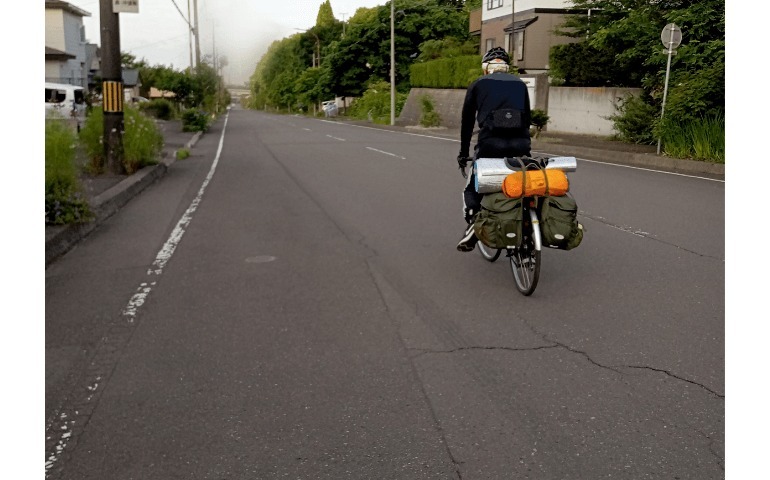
[45,82,86,116]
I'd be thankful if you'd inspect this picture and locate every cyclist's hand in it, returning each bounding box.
[457,155,471,179]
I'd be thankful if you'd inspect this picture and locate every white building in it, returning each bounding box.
[45,0,92,87]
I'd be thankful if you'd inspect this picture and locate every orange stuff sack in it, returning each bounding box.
[502,169,569,198]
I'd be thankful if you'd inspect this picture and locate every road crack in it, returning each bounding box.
[579,211,723,261]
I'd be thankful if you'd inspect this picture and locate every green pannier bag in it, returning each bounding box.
[473,192,524,249]
[540,194,585,250]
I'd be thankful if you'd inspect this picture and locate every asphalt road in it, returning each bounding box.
[45,107,725,479]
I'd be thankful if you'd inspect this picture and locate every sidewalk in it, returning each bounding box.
[45,119,202,266]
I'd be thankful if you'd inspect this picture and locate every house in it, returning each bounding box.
[45,0,96,88]
[122,69,142,101]
[478,0,581,74]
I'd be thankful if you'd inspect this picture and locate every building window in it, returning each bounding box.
[504,33,511,53]
[487,0,503,10]
[485,38,495,52]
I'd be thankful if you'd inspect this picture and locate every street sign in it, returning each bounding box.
[657,23,683,154]
[661,23,682,50]
[113,0,139,13]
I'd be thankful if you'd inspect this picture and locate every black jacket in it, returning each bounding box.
[459,72,531,158]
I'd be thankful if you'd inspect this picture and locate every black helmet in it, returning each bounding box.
[482,47,510,64]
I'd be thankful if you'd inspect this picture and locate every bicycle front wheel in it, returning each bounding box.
[509,232,541,296]
[478,242,501,262]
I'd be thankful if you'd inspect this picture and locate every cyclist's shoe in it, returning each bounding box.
[464,208,476,225]
[457,224,478,252]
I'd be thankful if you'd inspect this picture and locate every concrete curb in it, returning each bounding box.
[45,131,203,267]
[531,142,725,179]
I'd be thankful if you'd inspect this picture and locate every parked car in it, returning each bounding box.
[45,82,85,116]
[322,100,338,117]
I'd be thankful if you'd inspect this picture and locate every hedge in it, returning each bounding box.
[410,55,483,89]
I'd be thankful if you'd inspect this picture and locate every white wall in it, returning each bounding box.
[547,87,642,136]
[483,0,573,21]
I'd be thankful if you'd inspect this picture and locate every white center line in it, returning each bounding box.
[326,134,346,141]
[366,147,406,160]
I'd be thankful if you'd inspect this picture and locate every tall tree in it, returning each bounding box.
[316,0,335,27]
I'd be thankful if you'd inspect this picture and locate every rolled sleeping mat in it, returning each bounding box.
[474,158,513,194]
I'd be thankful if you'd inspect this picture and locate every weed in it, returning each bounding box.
[419,95,441,127]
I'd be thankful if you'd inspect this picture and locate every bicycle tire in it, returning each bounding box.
[509,218,541,296]
[478,242,502,262]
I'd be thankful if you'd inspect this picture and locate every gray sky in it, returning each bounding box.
[66,0,385,85]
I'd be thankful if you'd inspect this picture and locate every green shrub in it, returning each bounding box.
[419,95,441,127]
[181,108,209,132]
[348,81,408,125]
[609,94,658,144]
[79,106,164,174]
[530,109,549,138]
[142,98,174,120]
[176,148,190,160]
[45,120,91,225]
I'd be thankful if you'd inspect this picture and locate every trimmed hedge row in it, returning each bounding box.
[410,55,483,89]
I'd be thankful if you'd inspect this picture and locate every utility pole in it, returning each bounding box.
[188,0,194,72]
[390,1,395,126]
[99,0,124,174]
[511,0,517,70]
[193,0,201,70]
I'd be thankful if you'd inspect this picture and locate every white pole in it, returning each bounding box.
[657,28,675,155]
[390,1,395,126]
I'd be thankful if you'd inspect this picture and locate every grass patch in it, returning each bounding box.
[176,148,190,160]
[660,114,724,163]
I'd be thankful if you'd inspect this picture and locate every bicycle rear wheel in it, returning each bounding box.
[509,231,540,296]
[478,242,501,262]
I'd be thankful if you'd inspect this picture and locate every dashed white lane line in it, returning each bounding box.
[326,134,346,141]
[366,147,406,160]
[122,111,230,319]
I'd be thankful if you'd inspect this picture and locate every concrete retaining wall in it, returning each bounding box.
[546,87,642,136]
[398,85,642,137]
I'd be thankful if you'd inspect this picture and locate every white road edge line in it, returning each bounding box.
[319,120,722,182]
[122,111,230,319]
[366,147,406,160]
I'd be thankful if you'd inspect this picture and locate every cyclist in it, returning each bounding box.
[456,47,532,252]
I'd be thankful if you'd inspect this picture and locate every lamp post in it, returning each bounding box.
[390,1,395,126]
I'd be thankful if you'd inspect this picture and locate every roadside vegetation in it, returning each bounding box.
[550,0,724,161]
[45,119,91,225]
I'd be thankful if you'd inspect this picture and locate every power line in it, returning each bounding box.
[169,0,193,29]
